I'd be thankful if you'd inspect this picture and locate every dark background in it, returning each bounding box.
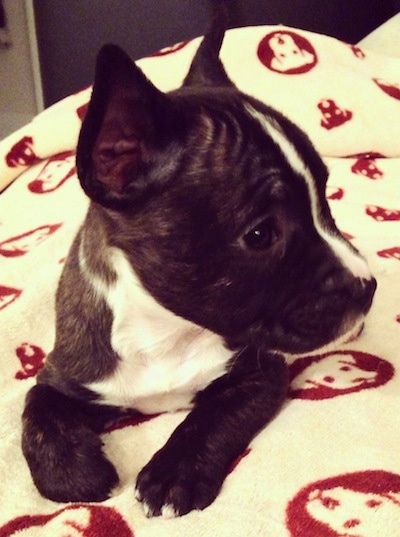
[33,0,400,107]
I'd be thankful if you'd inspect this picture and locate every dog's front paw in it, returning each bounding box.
[22,385,119,503]
[135,447,223,518]
[23,423,119,503]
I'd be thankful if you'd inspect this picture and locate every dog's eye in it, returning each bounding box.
[243,218,278,250]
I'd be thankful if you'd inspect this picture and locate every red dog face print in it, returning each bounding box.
[228,448,251,474]
[373,78,400,100]
[326,186,344,201]
[0,505,133,537]
[258,30,318,74]
[366,205,400,222]
[318,99,352,130]
[103,412,160,432]
[348,44,366,59]
[0,286,22,311]
[287,470,400,537]
[0,224,61,257]
[377,247,400,261]
[5,137,40,168]
[28,152,76,194]
[351,157,384,179]
[150,40,189,57]
[76,103,88,121]
[15,343,46,380]
[289,350,394,400]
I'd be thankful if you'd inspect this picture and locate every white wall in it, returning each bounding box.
[0,0,42,140]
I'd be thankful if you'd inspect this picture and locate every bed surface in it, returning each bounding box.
[0,16,400,537]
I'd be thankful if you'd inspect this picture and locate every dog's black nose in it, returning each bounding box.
[359,277,377,312]
[320,271,376,314]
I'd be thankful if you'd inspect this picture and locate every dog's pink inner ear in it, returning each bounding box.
[91,71,149,194]
[94,136,141,194]
[93,122,142,194]
[77,45,172,202]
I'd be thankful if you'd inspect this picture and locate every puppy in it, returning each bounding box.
[22,14,376,518]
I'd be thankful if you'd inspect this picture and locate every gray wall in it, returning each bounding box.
[33,0,398,107]
[0,0,40,138]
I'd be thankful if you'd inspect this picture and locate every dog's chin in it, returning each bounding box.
[281,316,366,360]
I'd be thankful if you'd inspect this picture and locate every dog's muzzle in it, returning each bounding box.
[275,272,377,353]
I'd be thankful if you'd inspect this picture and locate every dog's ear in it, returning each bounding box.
[76,45,179,209]
[183,7,233,88]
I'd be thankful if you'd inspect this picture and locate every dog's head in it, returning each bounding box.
[76,13,376,355]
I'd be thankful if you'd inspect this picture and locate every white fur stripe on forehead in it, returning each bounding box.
[245,104,371,280]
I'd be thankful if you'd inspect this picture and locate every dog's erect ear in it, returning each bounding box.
[76,44,180,209]
[183,7,233,88]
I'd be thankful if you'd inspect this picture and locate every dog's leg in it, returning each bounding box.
[135,351,288,518]
[22,383,119,502]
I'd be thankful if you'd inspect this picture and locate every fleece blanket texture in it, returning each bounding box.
[0,24,400,537]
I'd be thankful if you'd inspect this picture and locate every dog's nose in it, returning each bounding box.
[359,277,377,312]
[320,271,376,313]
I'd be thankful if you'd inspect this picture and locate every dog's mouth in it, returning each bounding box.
[279,316,367,360]
[225,276,376,358]
[261,276,376,357]
[344,320,365,343]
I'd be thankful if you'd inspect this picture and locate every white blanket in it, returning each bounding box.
[0,24,400,537]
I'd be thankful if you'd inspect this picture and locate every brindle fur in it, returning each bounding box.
[22,11,375,517]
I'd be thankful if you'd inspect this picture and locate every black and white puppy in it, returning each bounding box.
[22,14,376,518]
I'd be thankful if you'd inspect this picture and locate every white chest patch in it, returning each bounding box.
[81,245,234,414]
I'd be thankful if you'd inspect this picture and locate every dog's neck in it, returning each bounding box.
[78,215,233,412]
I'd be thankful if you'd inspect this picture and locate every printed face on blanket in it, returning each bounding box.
[289,350,394,400]
[286,470,400,537]
[0,505,133,537]
[28,151,76,194]
[257,30,318,74]
[0,225,62,258]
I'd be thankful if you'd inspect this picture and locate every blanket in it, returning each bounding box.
[0,23,400,537]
